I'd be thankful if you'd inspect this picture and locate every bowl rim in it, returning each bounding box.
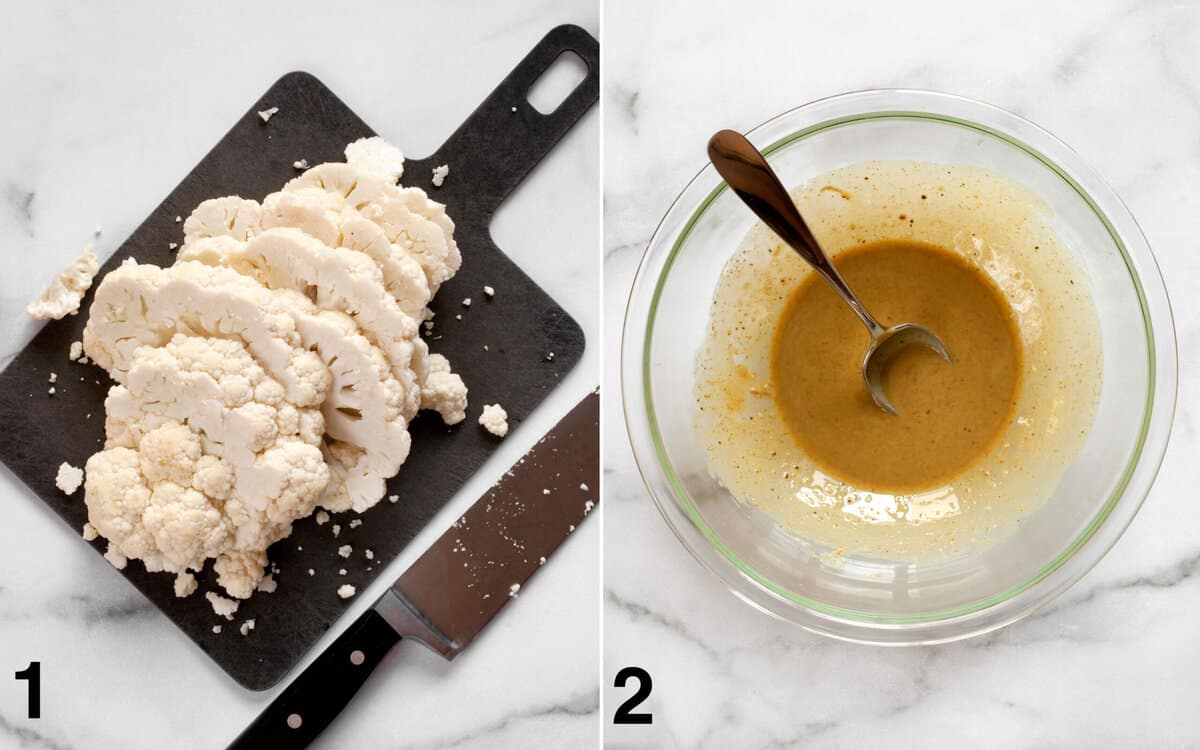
[620,88,1178,644]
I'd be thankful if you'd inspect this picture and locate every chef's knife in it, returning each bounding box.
[227,390,599,749]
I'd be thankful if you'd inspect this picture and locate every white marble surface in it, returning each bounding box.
[604,1,1200,747]
[0,2,598,749]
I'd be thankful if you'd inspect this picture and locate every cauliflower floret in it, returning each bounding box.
[206,591,239,620]
[142,478,230,572]
[84,447,162,566]
[27,245,100,320]
[174,572,197,598]
[344,136,405,182]
[214,550,268,600]
[421,353,468,425]
[478,403,509,437]
[84,335,330,598]
[56,462,85,494]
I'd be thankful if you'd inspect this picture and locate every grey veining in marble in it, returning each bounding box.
[603,1,1200,747]
[0,1,599,749]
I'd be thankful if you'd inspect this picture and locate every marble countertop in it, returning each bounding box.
[0,2,598,749]
[603,1,1200,747]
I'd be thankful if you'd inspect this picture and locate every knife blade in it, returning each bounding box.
[228,390,599,749]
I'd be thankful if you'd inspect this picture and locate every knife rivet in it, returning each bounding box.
[286,713,302,729]
[350,650,365,665]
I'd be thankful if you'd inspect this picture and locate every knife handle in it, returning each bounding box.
[227,609,401,750]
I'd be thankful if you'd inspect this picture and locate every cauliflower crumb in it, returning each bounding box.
[175,215,182,223]
[212,625,222,634]
[431,164,449,187]
[206,591,240,620]
[349,519,362,529]
[508,583,520,597]
[27,245,99,320]
[332,524,341,538]
[388,494,399,504]
[338,568,347,576]
[315,510,330,526]
[483,285,495,297]
[585,500,595,514]
[55,461,84,495]
[47,387,55,396]
[337,584,356,599]
[174,572,197,598]
[478,404,508,438]
[49,372,57,384]
[257,575,278,594]
[104,543,127,570]
[364,549,374,560]
[539,556,546,565]
[168,242,178,251]
[580,483,589,491]
[293,159,309,170]
[69,341,83,361]
[82,522,99,541]
[462,297,472,307]
[337,545,352,558]
[239,618,256,636]
[307,568,315,576]
[258,106,279,122]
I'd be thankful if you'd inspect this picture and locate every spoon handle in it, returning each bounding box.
[707,129,883,336]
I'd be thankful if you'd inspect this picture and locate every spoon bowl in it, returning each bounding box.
[863,322,952,415]
[706,128,951,414]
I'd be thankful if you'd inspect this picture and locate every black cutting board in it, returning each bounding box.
[0,25,596,690]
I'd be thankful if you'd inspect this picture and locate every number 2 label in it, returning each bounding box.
[612,666,652,725]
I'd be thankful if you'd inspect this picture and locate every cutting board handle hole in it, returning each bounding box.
[526,51,588,115]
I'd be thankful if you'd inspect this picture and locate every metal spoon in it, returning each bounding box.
[707,129,951,416]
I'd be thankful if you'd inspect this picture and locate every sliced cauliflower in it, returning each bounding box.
[389,187,461,283]
[182,197,262,246]
[88,335,330,596]
[344,136,405,182]
[256,188,430,319]
[27,245,100,320]
[82,260,330,408]
[178,229,453,431]
[284,162,459,294]
[258,188,344,248]
[285,162,393,212]
[295,310,411,512]
[178,227,421,384]
[339,214,430,320]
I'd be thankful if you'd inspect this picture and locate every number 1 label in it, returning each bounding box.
[14,661,40,719]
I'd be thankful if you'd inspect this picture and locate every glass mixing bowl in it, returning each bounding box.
[621,90,1177,644]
